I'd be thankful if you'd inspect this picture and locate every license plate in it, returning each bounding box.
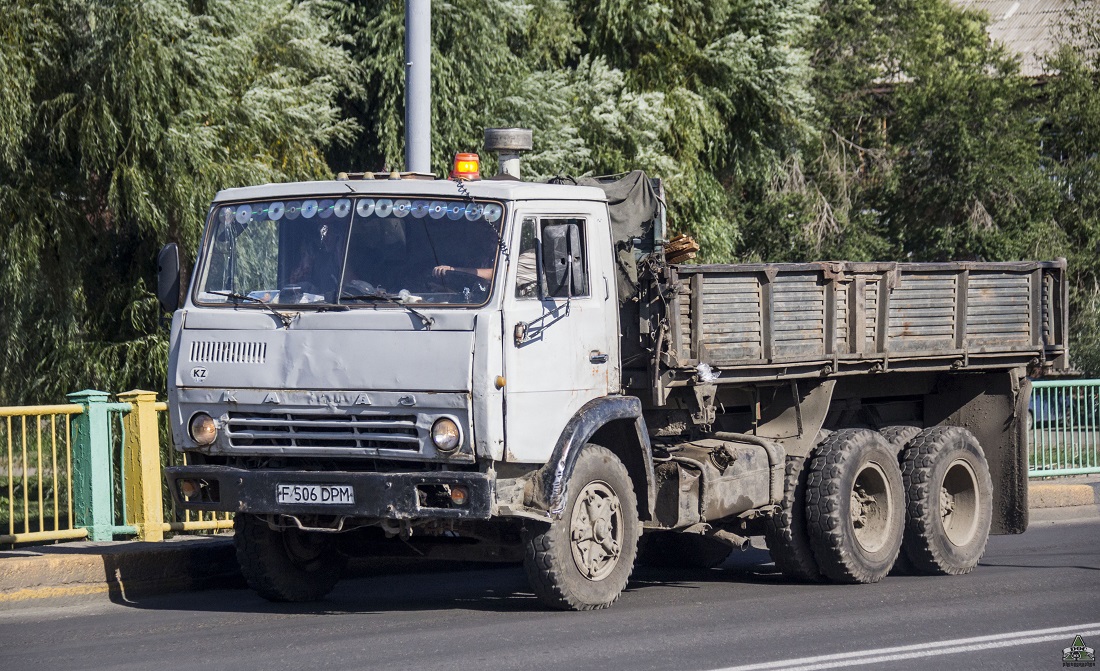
[276,484,355,505]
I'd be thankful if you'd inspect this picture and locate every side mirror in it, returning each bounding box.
[157,243,181,313]
[541,223,584,297]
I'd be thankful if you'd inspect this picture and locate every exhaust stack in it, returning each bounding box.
[484,128,533,179]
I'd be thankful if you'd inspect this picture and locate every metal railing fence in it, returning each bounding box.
[0,404,86,545]
[1029,379,1100,477]
[2,390,231,548]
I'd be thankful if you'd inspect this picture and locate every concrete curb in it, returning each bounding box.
[0,536,239,603]
[2,475,1097,604]
[1029,478,1099,509]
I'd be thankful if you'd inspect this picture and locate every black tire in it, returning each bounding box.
[763,456,822,582]
[900,426,993,575]
[637,531,732,569]
[523,445,640,610]
[878,425,922,574]
[806,429,905,584]
[880,425,922,451]
[234,514,347,602]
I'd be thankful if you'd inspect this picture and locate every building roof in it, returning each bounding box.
[952,0,1072,76]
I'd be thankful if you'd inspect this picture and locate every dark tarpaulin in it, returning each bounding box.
[576,171,662,302]
[569,171,663,368]
[577,170,661,246]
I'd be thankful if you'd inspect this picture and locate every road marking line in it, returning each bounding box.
[712,623,1100,671]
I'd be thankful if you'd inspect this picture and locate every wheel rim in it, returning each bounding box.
[849,462,894,554]
[569,480,623,581]
[940,459,980,547]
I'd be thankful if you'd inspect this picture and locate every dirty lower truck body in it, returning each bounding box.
[160,172,1068,609]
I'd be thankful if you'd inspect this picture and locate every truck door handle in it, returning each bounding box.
[590,351,609,364]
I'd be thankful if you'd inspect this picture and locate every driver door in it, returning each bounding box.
[502,203,618,463]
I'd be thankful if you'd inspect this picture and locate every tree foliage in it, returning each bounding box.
[1040,0,1100,372]
[2,0,1100,404]
[0,0,354,403]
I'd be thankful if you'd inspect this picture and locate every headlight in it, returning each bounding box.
[431,418,461,453]
[189,412,218,446]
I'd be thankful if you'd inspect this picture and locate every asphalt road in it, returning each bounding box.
[2,506,1097,671]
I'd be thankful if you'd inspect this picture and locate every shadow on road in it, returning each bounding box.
[108,546,790,614]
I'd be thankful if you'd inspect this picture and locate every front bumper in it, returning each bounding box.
[166,465,492,520]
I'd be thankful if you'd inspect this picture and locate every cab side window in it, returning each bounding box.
[515,218,539,298]
[541,218,588,298]
[515,216,588,299]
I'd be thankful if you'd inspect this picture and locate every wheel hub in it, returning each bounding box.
[849,462,893,554]
[941,485,956,520]
[941,459,980,546]
[851,486,878,529]
[569,481,623,581]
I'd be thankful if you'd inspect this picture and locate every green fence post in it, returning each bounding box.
[68,390,114,541]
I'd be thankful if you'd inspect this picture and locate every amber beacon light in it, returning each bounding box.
[450,152,481,180]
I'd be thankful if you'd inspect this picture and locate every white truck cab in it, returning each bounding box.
[166,177,621,468]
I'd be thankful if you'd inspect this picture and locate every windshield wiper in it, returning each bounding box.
[340,291,434,330]
[209,291,296,328]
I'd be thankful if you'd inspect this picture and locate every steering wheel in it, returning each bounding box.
[437,268,489,302]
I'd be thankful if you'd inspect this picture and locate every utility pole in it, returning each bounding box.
[405,0,431,174]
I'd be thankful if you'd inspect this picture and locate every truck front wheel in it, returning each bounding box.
[523,445,640,610]
[900,427,993,575]
[234,514,347,602]
[806,429,905,583]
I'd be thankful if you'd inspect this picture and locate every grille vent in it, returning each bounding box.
[189,340,267,364]
[226,412,419,451]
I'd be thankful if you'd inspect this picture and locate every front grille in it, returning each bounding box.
[226,412,419,451]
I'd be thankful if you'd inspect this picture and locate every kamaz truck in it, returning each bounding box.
[158,146,1068,610]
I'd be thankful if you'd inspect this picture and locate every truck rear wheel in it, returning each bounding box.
[880,425,921,451]
[900,427,993,575]
[234,514,347,602]
[523,445,640,610]
[637,530,732,569]
[879,425,922,574]
[763,456,822,582]
[806,429,905,583]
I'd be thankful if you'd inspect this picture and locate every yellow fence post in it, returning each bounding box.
[119,390,164,541]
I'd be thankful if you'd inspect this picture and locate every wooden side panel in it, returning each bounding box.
[770,272,826,360]
[666,260,1065,371]
[698,274,763,363]
[888,272,957,353]
[965,272,1032,351]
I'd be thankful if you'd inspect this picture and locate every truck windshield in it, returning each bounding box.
[194,197,505,307]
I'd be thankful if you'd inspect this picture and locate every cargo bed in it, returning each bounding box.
[660,260,1067,382]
